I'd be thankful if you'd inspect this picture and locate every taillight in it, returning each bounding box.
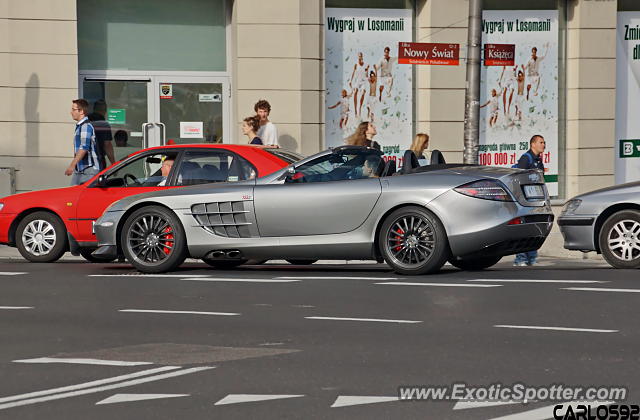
[454,180,513,202]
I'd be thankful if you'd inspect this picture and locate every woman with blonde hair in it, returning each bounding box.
[410,132,430,160]
[345,121,381,150]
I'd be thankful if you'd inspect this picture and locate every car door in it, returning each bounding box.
[74,150,181,243]
[253,149,383,237]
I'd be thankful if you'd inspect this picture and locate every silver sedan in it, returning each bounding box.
[558,181,640,268]
[93,146,554,274]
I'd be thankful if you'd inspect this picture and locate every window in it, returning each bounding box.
[176,150,256,186]
[106,152,177,187]
[264,149,305,164]
[286,150,384,183]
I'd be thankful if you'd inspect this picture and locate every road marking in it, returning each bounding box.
[0,366,213,410]
[214,394,304,406]
[13,357,153,366]
[119,309,240,316]
[89,274,210,278]
[277,276,400,281]
[331,396,398,408]
[0,366,180,404]
[0,272,26,276]
[469,279,606,284]
[453,400,523,410]
[96,393,189,405]
[488,400,613,420]
[0,306,32,310]
[377,282,502,288]
[494,325,618,333]
[563,287,640,293]
[305,316,421,324]
[181,278,300,283]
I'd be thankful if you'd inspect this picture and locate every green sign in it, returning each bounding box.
[107,108,126,125]
[619,139,640,158]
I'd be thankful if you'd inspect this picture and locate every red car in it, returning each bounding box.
[0,144,300,262]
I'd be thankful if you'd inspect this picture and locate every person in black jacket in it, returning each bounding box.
[514,134,546,267]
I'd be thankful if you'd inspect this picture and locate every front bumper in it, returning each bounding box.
[557,216,596,251]
[94,210,124,248]
[0,213,16,244]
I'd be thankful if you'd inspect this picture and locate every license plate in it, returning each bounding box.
[523,184,545,200]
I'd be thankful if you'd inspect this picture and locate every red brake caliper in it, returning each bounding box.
[393,228,404,251]
[162,227,173,255]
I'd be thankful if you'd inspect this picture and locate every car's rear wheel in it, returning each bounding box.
[121,206,187,273]
[448,256,502,271]
[286,259,317,265]
[79,248,115,263]
[599,210,640,269]
[201,259,247,269]
[379,206,449,275]
[16,211,68,263]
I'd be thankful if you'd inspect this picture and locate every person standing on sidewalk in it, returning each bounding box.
[514,134,546,267]
[66,99,101,185]
[254,99,279,147]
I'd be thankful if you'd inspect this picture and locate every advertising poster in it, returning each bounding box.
[480,10,559,196]
[615,12,640,184]
[325,8,413,162]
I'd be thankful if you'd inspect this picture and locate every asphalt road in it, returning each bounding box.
[0,257,637,420]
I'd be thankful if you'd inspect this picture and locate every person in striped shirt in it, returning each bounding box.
[66,99,101,185]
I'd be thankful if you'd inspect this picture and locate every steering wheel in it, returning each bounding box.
[123,173,141,186]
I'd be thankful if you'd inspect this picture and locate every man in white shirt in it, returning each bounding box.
[525,44,547,99]
[375,46,395,100]
[254,99,279,147]
[349,52,369,118]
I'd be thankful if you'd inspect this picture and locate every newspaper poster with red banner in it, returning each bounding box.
[398,42,459,65]
[480,10,559,196]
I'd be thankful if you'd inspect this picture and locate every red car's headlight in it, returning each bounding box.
[454,180,513,202]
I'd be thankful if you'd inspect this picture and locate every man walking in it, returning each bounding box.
[66,99,101,185]
[514,134,546,266]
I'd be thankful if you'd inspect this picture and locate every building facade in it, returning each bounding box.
[0,0,637,207]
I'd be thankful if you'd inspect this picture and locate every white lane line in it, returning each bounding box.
[0,272,27,276]
[469,279,606,284]
[181,278,300,283]
[277,276,400,281]
[119,309,240,316]
[96,393,189,405]
[0,366,213,410]
[0,366,180,404]
[377,282,502,288]
[0,306,33,310]
[453,400,523,410]
[494,325,618,333]
[214,394,305,406]
[563,287,640,293]
[488,400,613,420]
[305,316,421,324]
[89,274,210,278]
[13,357,152,366]
[331,396,398,408]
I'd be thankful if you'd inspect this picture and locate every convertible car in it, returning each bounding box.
[558,181,640,269]
[93,146,554,275]
[0,144,300,263]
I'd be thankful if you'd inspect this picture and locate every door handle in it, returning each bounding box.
[142,122,153,149]
[155,122,166,145]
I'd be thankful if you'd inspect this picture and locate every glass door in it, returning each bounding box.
[153,77,229,145]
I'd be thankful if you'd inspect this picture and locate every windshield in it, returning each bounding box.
[265,148,304,164]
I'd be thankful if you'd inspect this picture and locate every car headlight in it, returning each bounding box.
[561,199,582,215]
[0,203,3,212]
[454,180,513,202]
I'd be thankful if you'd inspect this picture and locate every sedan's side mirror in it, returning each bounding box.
[95,175,106,187]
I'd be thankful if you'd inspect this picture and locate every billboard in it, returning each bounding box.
[480,10,559,196]
[325,8,413,161]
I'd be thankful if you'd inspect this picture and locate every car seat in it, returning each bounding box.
[401,150,419,174]
[178,161,201,185]
[430,149,446,165]
[381,159,396,177]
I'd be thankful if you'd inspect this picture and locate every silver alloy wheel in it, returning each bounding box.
[385,215,435,268]
[126,214,175,264]
[607,219,640,261]
[21,219,56,256]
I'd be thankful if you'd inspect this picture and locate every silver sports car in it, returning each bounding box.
[93,146,554,274]
[558,181,640,269]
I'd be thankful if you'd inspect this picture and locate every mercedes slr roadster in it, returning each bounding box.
[93,146,554,275]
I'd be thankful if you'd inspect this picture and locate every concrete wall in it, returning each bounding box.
[0,0,79,193]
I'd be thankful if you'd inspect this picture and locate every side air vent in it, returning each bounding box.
[190,201,252,238]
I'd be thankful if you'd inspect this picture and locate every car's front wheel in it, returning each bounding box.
[121,206,187,273]
[599,210,640,269]
[379,206,449,275]
[448,256,502,271]
[16,211,68,263]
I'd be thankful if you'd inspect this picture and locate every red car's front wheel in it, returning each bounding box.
[16,211,68,263]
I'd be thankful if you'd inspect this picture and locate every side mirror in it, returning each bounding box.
[287,166,295,174]
[95,175,106,187]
